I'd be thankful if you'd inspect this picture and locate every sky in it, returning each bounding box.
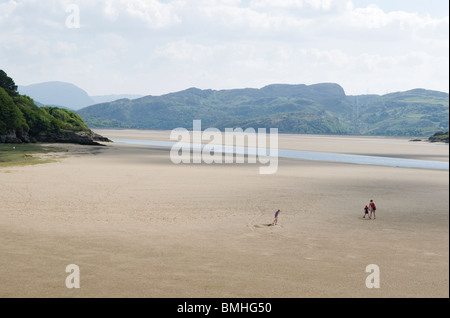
[0,0,448,96]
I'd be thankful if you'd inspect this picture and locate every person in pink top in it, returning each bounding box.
[369,200,377,219]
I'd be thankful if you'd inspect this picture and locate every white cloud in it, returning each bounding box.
[54,41,78,56]
[0,0,19,20]
[103,0,120,21]
[123,0,182,28]
[250,0,334,10]
[155,40,215,61]
[342,4,446,30]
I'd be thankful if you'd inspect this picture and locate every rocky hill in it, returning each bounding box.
[1,70,109,145]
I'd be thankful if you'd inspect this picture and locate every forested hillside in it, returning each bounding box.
[78,83,449,137]
[1,70,108,144]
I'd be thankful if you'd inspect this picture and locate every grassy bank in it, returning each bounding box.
[0,143,66,168]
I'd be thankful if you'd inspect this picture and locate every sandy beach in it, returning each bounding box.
[0,130,448,298]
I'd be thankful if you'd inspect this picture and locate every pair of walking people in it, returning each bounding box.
[363,200,377,219]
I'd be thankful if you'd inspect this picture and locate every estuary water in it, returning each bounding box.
[111,138,449,171]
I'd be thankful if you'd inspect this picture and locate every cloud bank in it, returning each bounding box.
[1,0,448,96]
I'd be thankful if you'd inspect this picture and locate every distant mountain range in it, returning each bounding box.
[18,81,143,110]
[11,76,447,139]
[77,83,449,137]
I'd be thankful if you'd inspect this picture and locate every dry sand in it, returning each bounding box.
[0,130,448,298]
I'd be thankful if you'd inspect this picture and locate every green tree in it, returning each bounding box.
[0,70,18,96]
[0,87,26,133]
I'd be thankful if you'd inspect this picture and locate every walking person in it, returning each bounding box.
[363,205,369,218]
[369,200,377,219]
[273,209,280,225]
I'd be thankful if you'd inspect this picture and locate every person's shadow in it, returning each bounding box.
[254,223,275,228]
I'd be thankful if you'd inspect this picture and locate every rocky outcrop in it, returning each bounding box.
[92,132,112,143]
[0,130,22,143]
[1,129,111,145]
[0,129,31,143]
[35,130,111,145]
